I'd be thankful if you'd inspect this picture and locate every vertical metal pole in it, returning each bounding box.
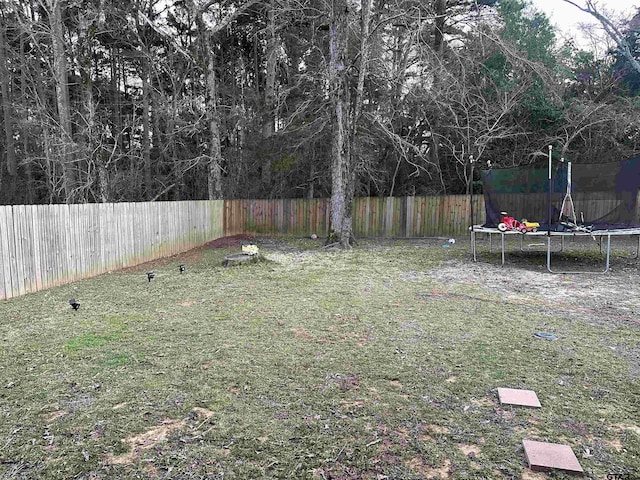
[469,155,474,229]
[605,234,611,272]
[547,145,552,232]
[547,146,553,271]
[501,232,505,266]
[472,229,477,261]
[469,155,475,261]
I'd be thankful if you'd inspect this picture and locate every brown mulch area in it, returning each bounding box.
[117,234,255,273]
[206,234,255,249]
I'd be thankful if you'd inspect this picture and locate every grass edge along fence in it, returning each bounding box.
[0,201,224,300]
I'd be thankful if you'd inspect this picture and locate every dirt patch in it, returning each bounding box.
[117,235,255,274]
[118,247,205,274]
[207,234,255,249]
[405,457,451,478]
[46,410,67,423]
[424,424,450,435]
[521,471,548,480]
[104,407,213,465]
[191,407,215,420]
[429,258,640,329]
[604,438,623,452]
[144,463,160,478]
[292,327,314,340]
[470,397,496,408]
[458,444,481,457]
[340,400,365,409]
[106,419,186,465]
[613,423,640,436]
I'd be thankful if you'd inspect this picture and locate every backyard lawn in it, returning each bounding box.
[0,236,639,479]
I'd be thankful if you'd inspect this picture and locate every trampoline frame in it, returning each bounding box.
[470,226,640,274]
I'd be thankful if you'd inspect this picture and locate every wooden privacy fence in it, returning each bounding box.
[224,195,485,238]
[5,192,639,300]
[0,201,224,300]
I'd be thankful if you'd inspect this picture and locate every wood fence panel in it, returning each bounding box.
[74,204,83,280]
[21,205,36,294]
[0,200,225,299]
[39,206,51,289]
[12,206,26,296]
[0,207,12,299]
[30,206,42,292]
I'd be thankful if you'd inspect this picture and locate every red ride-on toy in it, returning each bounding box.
[497,212,529,233]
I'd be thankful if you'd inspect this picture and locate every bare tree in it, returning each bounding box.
[46,0,77,202]
[0,20,16,180]
[563,0,640,75]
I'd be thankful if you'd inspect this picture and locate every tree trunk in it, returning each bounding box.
[142,55,152,199]
[48,0,76,203]
[78,13,100,203]
[328,0,352,247]
[261,0,277,189]
[433,0,446,55]
[195,9,225,201]
[0,25,16,179]
[110,47,123,152]
[206,46,224,200]
[21,36,33,203]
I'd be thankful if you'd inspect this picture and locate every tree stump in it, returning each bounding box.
[223,253,259,267]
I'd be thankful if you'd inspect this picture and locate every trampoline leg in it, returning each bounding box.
[489,233,492,254]
[599,236,603,254]
[501,233,505,266]
[547,233,610,274]
[471,230,477,262]
[561,236,564,251]
[520,234,523,251]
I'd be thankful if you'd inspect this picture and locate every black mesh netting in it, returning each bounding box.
[480,157,640,231]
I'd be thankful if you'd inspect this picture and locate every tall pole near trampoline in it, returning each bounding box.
[469,154,475,260]
[547,145,552,267]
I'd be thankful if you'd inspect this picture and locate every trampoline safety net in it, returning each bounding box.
[480,157,640,231]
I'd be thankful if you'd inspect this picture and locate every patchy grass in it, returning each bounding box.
[0,237,639,479]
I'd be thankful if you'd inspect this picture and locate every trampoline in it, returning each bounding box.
[469,148,640,274]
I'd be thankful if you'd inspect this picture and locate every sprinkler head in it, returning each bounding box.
[146,271,155,282]
[179,264,185,273]
[68,298,80,311]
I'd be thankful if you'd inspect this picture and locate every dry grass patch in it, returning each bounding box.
[458,444,481,457]
[521,471,549,480]
[292,326,314,340]
[614,423,640,436]
[106,419,187,465]
[405,457,452,479]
